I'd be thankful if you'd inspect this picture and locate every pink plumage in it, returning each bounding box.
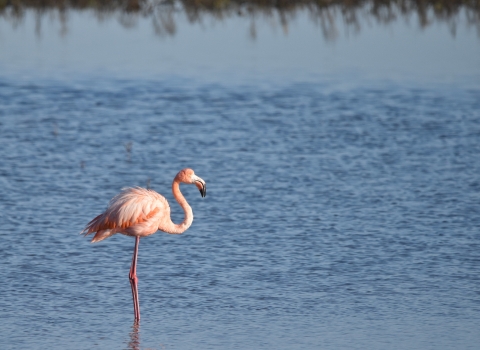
[83,187,169,242]
[82,168,206,321]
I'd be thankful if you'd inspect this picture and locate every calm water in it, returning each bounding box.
[1,7,480,350]
[0,76,479,349]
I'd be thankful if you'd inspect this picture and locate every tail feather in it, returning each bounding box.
[82,213,116,243]
[81,213,103,236]
[91,229,114,243]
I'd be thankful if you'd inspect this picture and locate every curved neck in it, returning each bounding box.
[162,179,193,234]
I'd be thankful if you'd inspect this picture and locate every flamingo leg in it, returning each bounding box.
[129,236,141,321]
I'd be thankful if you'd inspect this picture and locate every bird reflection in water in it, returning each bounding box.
[127,323,167,350]
[127,321,140,350]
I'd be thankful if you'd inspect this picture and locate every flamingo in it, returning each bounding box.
[82,168,206,321]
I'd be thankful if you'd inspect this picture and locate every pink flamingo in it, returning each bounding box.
[82,168,206,321]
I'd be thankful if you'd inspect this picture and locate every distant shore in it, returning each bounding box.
[1,0,478,38]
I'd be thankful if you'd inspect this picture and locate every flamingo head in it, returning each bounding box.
[176,168,207,198]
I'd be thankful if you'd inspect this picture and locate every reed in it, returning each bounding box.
[1,0,478,39]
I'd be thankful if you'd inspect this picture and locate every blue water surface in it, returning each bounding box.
[0,75,479,349]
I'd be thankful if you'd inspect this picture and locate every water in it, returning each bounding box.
[0,76,479,349]
[1,7,480,350]
[1,9,479,83]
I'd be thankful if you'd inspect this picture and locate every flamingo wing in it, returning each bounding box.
[82,187,169,242]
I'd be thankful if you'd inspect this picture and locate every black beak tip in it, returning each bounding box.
[199,185,206,198]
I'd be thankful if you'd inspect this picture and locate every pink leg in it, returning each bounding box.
[129,236,141,321]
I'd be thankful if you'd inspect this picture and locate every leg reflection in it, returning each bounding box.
[127,321,140,350]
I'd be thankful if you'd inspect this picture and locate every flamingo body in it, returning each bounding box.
[83,187,171,242]
[82,168,206,321]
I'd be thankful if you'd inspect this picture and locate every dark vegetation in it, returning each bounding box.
[1,0,479,39]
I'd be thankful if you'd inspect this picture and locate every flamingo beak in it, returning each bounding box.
[194,176,206,198]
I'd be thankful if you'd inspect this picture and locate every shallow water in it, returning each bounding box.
[1,6,480,350]
[0,75,479,349]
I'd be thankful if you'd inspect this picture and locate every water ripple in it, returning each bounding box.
[0,76,479,349]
